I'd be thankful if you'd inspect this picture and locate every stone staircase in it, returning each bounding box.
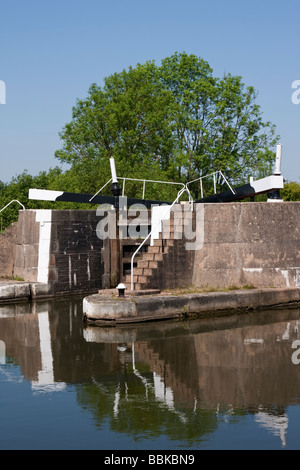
[124,206,192,290]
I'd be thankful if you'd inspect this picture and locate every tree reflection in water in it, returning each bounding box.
[0,297,300,449]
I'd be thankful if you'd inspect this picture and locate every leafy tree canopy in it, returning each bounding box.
[55,52,279,199]
[0,168,89,230]
[281,181,300,201]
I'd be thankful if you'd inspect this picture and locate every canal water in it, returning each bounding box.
[1,296,300,450]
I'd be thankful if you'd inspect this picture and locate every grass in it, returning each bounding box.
[161,284,257,295]
[0,275,25,282]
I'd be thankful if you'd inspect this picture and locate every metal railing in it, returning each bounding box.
[89,177,185,202]
[118,177,185,199]
[0,200,25,232]
[0,199,25,214]
[186,170,235,199]
[89,169,235,203]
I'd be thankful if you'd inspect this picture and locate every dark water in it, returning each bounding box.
[1,296,300,450]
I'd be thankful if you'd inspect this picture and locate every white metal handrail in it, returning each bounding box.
[186,170,235,199]
[130,186,191,291]
[89,177,185,202]
[0,199,25,214]
[118,177,185,199]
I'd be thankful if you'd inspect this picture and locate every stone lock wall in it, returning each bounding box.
[191,202,300,289]
[1,202,300,295]
[14,210,40,282]
[128,201,300,291]
[0,222,18,278]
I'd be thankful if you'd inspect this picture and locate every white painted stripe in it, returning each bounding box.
[37,312,54,384]
[32,311,66,392]
[0,340,5,364]
[243,268,263,273]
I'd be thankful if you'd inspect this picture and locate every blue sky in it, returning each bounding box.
[0,0,299,184]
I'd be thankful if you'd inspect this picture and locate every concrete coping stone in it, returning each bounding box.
[83,287,300,326]
[0,283,31,301]
[0,282,52,303]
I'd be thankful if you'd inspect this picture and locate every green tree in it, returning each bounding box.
[281,181,300,201]
[55,52,278,200]
[55,62,175,190]
[0,171,35,229]
[0,168,79,230]
[159,53,278,188]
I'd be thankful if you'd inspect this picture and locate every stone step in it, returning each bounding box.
[125,268,156,282]
[147,245,163,254]
[137,260,149,268]
[136,275,149,284]
[133,267,144,276]
[125,258,160,273]
[143,253,155,261]
[151,239,174,250]
[162,218,184,228]
[125,274,138,283]
[128,281,150,291]
[122,216,186,290]
[133,283,143,291]
[156,231,179,242]
[147,260,159,269]
[132,267,155,277]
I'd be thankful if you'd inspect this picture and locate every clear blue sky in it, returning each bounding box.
[0,0,299,184]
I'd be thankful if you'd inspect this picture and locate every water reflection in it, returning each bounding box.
[1,298,300,449]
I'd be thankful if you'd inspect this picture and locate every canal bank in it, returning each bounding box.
[0,280,97,303]
[83,287,300,325]
[2,280,300,326]
[0,280,45,303]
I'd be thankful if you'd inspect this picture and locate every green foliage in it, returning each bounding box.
[281,181,300,201]
[0,167,92,230]
[55,52,279,200]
